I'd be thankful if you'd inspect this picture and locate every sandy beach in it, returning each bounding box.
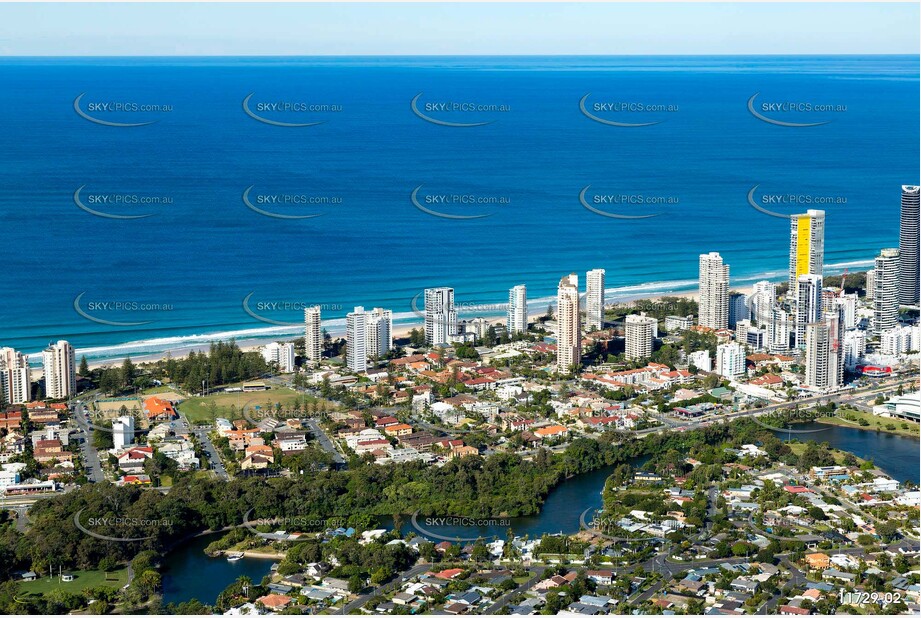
[68,285,739,372]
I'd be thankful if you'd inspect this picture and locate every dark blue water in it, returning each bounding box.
[0,56,917,363]
[777,422,920,484]
[161,533,275,606]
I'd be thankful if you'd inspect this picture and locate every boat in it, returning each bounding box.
[226,552,244,562]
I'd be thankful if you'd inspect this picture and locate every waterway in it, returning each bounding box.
[161,425,918,604]
[774,421,919,484]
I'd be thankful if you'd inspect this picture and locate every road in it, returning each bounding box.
[340,563,430,614]
[73,403,105,483]
[484,566,548,613]
[179,414,229,480]
[305,419,346,466]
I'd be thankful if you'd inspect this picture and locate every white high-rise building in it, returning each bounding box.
[804,308,843,392]
[735,319,752,346]
[795,274,823,349]
[304,306,322,362]
[699,252,729,330]
[843,330,867,369]
[834,293,859,329]
[880,325,921,356]
[750,281,776,327]
[346,307,369,372]
[729,292,749,328]
[873,248,900,335]
[715,341,745,379]
[262,342,295,373]
[688,350,712,372]
[42,340,75,400]
[585,269,606,332]
[424,287,457,346]
[825,306,845,389]
[865,269,875,301]
[0,347,31,405]
[113,415,135,450]
[507,285,528,335]
[625,313,657,360]
[804,320,831,390]
[367,308,393,358]
[769,307,792,353]
[899,185,920,305]
[556,273,581,373]
[789,209,825,290]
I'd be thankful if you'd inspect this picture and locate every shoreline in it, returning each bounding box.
[72,287,720,372]
[815,414,921,440]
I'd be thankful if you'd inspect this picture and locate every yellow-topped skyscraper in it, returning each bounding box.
[788,209,825,291]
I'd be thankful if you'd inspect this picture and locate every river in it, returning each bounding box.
[774,421,919,484]
[161,424,918,605]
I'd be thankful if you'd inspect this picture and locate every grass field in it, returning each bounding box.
[18,568,128,595]
[785,442,868,466]
[817,408,920,438]
[178,386,334,424]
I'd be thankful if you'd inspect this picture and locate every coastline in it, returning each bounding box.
[75,287,719,371]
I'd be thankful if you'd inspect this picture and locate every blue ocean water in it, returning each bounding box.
[0,56,917,363]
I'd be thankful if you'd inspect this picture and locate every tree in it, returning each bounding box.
[121,357,136,390]
[408,328,426,347]
[79,356,90,376]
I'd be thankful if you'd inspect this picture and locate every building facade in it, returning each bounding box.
[556,273,581,373]
[304,306,322,362]
[507,284,528,335]
[699,252,730,330]
[899,185,920,305]
[789,209,825,290]
[42,340,75,400]
[625,313,656,360]
[424,287,457,346]
[873,248,900,335]
[585,269,606,332]
[0,347,31,405]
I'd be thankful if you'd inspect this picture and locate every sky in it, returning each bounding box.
[0,3,917,56]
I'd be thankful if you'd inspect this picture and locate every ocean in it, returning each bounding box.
[0,55,917,364]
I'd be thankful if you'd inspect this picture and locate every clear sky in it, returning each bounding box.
[0,3,917,56]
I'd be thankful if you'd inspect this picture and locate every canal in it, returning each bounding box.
[161,424,918,604]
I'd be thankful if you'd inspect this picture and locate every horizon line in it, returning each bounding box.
[2,52,918,58]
